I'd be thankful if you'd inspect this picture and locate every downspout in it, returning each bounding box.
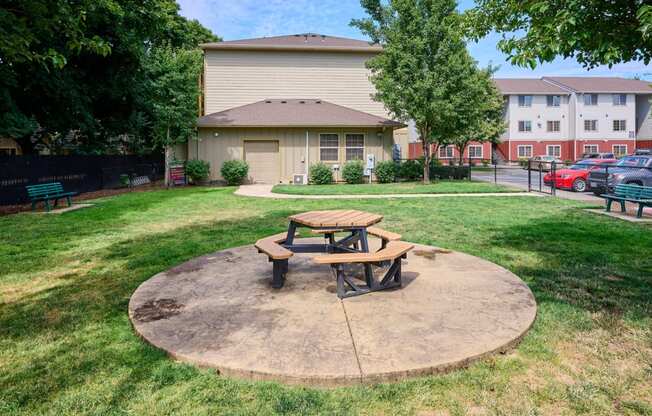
[305,130,309,174]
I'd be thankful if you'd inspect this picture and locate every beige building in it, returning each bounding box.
[193,33,406,184]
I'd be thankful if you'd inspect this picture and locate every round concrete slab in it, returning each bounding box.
[129,238,536,386]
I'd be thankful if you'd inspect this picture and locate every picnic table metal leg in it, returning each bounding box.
[285,221,297,245]
[272,260,286,289]
[620,201,626,213]
[637,204,644,218]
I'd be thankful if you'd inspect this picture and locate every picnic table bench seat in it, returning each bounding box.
[313,241,414,298]
[255,232,294,288]
[600,184,652,218]
[26,182,77,212]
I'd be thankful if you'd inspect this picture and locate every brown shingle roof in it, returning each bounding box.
[544,77,652,93]
[197,99,404,128]
[201,33,382,52]
[493,78,569,94]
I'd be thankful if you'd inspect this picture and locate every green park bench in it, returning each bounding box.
[601,184,652,218]
[26,182,77,212]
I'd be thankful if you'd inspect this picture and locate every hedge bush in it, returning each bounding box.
[342,160,365,184]
[220,159,249,185]
[309,163,333,184]
[185,159,211,183]
[375,160,397,183]
[398,159,422,181]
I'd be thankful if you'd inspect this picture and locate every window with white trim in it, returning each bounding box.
[546,95,561,107]
[613,144,628,157]
[547,145,561,157]
[518,120,532,132]
[518,95,533,107]
[583,144,599,154]
[584,119,598,131]
[546,120,560,132]
[612,94,627,106]
[319,133,339,162]
[438,145,454,158]
[345,133,364,161]
[468,145,483,159]
[613,120,627,131]
[517,145,533,158]
[583,94,598,106]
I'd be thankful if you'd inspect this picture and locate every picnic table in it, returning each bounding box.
[255,210,413,298]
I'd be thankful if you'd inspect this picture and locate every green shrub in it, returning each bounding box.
[220,159,248,185]
[482,160,490,167]
[342,160,365,184]
[398,159,422,181]
[185,159,211,183]
[309,163,333,185]
[375,160,397,183]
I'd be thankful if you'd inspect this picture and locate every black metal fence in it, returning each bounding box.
[0,155,164,205]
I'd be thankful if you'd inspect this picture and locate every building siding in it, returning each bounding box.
[636,95,652,139]
[203,50,388,118]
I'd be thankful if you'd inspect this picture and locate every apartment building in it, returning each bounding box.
[495,77,652,161]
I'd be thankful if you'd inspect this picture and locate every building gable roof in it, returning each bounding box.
[493,78,569,95]
[543,76,652,93]
[201,33,382,53]
[197,99,404,128]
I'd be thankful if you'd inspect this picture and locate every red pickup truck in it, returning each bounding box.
[544,159,616,192]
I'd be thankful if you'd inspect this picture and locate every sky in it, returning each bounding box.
[177,0,652,80]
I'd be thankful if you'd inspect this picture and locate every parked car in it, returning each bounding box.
[588,154,652,195]
[579,152,615,160]
[544,159,616,192]
[525,155,564,171]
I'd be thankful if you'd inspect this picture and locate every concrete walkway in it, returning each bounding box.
[235,184,541,199]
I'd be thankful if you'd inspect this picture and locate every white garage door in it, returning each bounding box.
[244,141,280,184]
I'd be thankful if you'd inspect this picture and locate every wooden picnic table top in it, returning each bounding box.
[289,210,383,228]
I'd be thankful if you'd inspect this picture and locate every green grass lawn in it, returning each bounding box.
[1,188,651,415]
[272,180,520,195]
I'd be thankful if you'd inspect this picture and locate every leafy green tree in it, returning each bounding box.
[466,1,652,69]
[353,0,487,182]
[450,66,505,165]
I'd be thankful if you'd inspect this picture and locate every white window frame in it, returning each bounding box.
[612,119,627,132]
[468,145,483,159]
[584,119,598,132]
[517,145,533,158]
[546,145,561,157]
[584,94,598,106]
[583,144,599,154]
[319,133,340,162]
[518,120,532,133]
[546,120,561,132]
[438,145,454,159]
[546,95,561,107]
[612,94,627,106]
[518,95,533,107]
[344,133,365,161]
[612,144,628,157]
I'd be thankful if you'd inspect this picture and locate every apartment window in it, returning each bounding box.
[468,145,483,159]
[345,133,364,161]
[583,145,599,154]
[546,95,561,107]
[613,119,627,131]
[518,95,533,107]
[546,120,561,132]
[319,133,339,162]
[612,94,627,106]
[584,94,598,106]
[439,145,454,158]
[518,120,532,132]
[517,145,533,158]
[584,120,598,132]
[547,145,561,157]
[613,144,628,157]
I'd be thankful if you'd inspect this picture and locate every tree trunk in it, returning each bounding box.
[458,145,465,166]
[164,125,171,187]
[422,141,431,183]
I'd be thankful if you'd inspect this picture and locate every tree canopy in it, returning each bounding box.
[352,0,503,182]
[466,0,652,69]
[0,0,218,154]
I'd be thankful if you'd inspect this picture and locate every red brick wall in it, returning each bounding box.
[505,140,635,161]
[637,140,652,149]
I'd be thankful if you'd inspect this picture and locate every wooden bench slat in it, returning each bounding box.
[313,241,414,264]
[367,226,401,241]
[255,232,294,260]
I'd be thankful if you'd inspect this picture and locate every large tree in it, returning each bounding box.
[352,0,496,182]
[0,0,218,154]
[466,0,652,69]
